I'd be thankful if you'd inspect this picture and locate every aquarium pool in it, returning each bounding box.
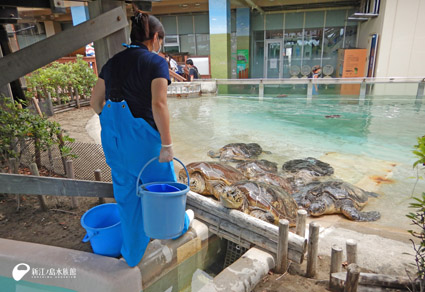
[169,94,425,231]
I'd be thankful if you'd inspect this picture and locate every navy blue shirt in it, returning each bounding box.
[99,44,171,130]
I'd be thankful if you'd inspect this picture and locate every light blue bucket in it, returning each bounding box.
[80,203,123,257]
[136,157,190,240]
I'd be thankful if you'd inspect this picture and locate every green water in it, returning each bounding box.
[0,275,76,292]
[169,94,425,230]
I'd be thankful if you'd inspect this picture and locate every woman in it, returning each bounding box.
[90,12,193,267]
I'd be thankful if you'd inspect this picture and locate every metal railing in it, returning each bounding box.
[211,77,425,99]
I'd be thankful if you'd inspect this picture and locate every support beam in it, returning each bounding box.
[359,79,366,100]
[88,0,128,75]
[417,79,425,99]
[307,80,313,99]
[0,6,128,87]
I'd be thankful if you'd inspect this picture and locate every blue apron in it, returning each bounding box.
[99,52,190,267]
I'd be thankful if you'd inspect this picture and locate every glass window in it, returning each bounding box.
[325,10,346,27]
[196,34,210,55]
[164,46,179,54]
[194,14,209,34]
[180,34,196,55]
[266,30,283,39]
[283,29,303,78]
[322,27,344,77]
[303,28,323,70]
[266,14,283,30]
[252,12,264,31]
[162,16,177,35]
[285,12,304,30]
[15,23,46,49]
[252,31,264,78]
[344,26,357,48]
[178,15,193,34]
[305,11,324,28]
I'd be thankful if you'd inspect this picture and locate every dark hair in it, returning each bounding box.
[130,12,165,43]
[186,59,194,65]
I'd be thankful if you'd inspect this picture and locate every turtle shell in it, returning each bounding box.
[282,157,334,177]
[250,173,294,194]
[231,181,298,225]
[236,159,278,178]
[211,143,263,161]
[178,162,245,198]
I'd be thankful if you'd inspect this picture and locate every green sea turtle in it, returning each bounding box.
[292,180,380,221]
[178,162,245,199]
[218,181,298,226]
[207,143,269,162]
[282,157,334,177]
[236,159,278,178]
[250,173,294,194]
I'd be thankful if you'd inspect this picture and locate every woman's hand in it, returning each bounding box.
[159,146,174,162]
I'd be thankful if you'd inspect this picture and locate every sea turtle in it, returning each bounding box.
[292,180,380,221]
[178,162,245,199]
[207,143,268,162]
[250,173,294,195]
[236,159,278,178]
[282,157,334,192]
[282,157,334,177]
[217,181,298,226]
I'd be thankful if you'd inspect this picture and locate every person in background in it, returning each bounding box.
[185,59,199,81]
[165,54,179,73]
[90,11,193,268]
[311,65,322,95]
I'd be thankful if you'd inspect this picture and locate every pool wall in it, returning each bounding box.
[0,219,218,292]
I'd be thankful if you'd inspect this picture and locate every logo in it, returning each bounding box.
[12,263,77,281]
[12,263,30,281]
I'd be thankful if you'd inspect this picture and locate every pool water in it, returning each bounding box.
[0,275,76,292]
[169,94,425,231]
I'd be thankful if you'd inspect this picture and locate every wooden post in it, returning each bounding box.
[9,158,20,210]
[95,169,105,204]
[29,163,48,211]
[47,92,54,116]
[306,222,319,278]
[296,209,307,238]
[330,244,343,290]
[65,160,78,208]
[75,87,80,109]
[57,131,67,174]
[344,263,361,292]
[32,97,43,117]
[346,239,358,265]
[276,219,289,273]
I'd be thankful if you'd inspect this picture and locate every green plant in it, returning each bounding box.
[414,136,425,169]
[25,55,96,104]
[407,136,425,291]
[0,98,75,170]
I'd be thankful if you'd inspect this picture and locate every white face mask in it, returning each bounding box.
[153,37,161,54]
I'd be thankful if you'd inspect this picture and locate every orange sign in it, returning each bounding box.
[339,49,367,95]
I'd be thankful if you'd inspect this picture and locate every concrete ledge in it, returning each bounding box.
[199,247,275,292]
[138,219,215,289]
[0,238,142,292]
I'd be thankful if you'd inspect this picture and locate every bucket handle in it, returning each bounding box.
[136,157,190,197]
[82,231,99,243]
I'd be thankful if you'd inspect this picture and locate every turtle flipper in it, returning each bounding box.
[341,205,381,221]
[249,208,275,224]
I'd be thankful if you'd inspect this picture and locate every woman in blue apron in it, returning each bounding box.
[90,12,193,267]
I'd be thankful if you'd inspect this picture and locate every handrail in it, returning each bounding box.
[213,77,425,85]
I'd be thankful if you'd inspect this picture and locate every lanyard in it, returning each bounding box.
[122,43,140,49]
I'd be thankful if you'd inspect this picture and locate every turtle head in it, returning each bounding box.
[207,150,219,158]
[189,172,206,194]
[219,186,244,209]
[308,200,326,216]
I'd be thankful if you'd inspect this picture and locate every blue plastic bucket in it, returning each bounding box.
[136,157,190,240]
[80,203,123,257]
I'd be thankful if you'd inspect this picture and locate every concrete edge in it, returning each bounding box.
[199,247,275,292]
[0,238,142,292]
